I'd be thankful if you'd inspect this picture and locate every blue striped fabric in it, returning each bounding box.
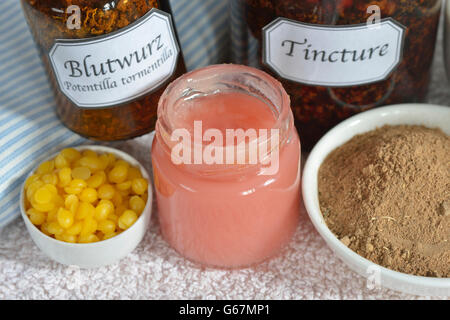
[0,0,230,228]
[230,0,260,68]
[172,0,230,68]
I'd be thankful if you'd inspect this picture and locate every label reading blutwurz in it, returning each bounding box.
[263,18,405,87]
[49,8,180,108]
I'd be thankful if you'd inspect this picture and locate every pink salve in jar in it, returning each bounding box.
[151,64,301,268]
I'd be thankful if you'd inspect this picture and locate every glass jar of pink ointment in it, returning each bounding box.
[151,64,301,268]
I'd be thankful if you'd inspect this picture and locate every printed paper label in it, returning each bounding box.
[49,8,180,108]
[263,18,405,87]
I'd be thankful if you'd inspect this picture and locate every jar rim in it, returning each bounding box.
[155,64,293,173]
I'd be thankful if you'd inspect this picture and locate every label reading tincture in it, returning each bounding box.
[49,8,180,108]
[263,18,405,87]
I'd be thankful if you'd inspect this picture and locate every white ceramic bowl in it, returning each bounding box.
[20,145,152,269]
[302,103,450,296]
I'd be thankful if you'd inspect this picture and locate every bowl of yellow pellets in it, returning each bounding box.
[20,145,152,268]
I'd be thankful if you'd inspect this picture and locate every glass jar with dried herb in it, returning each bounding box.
[233,0,442,150]
[21,0,186,140]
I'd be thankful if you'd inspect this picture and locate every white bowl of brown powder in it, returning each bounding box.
[302,103,450,296]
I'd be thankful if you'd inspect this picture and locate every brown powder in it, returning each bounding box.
[318,125,450,277]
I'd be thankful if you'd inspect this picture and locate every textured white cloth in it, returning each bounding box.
[1,10,449,302]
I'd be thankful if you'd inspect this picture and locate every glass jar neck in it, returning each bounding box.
[155,64,294,175]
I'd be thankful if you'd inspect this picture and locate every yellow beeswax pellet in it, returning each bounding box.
[40,222,51,236]
[64,194,79,214]
[111,191,123,207]
[48,221,64,235]
[27,208,46,225]
[98,154,110,170]
[69,179,87,189]
[115,204,127,216]
[108,165,128,183]
[75,202,95,220]
[116,180,132,191]
[58,167,72,187]
[115,160,130,169]
[66,221,83,235]
[25,174,41,189]
[106,153,116,166]
[129,196,146,214]
[131,178,148,195]
[27,180,44,201]
[57,208,74,229]
[127,167,142,180]
[119,190,130,199]
[80,216,97,237]
[43,184,57,195]
[61,148,81,162]
[47,208,58,222]
[98,220,116,235]
[82,149,97,158]
[64,187,82,195]
[108,213,119,224]
[33,187,53,204]
[79,156,102,172]
[95,200,114,220]
[71,166,91,180]
[98,184,115,200]
[103,232,117,240]
[55,233,64,241]
[64,179,87,195]
[53,194,64,208]
[41,173,58,185]
[87,171,106,188]
[54,153,70,169]
[118,210,138,230]
[78,233,99,243]
[62,233,77,243]
[36,160,54,175]
[31,199,55,212]
[79,188,97,203]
